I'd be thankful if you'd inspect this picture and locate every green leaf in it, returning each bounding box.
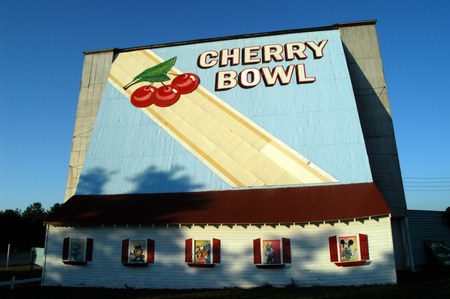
[124,74,171,89]
[132,56,177,81]
[124,57,176,89]
[139,74,171,83]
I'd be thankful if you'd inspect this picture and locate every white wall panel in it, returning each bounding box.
[408,210,450,267]
[43,217,396,288]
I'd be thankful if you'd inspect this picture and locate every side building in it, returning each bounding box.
[43,20,408,288]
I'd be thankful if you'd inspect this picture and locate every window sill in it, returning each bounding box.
[62,261,87,265]
[255,264,286,269]
[122,263,149,267]
[187,263,216,268]
[334,260,368,267]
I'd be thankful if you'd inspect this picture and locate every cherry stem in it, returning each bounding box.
[123,81,135,90]
[167,72,180,76]
[161,82,168,89]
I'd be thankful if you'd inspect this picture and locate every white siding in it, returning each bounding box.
[408,210,450,267]
[43,217,396,288]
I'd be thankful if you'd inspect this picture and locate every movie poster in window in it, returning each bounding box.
[262,240,281,264]
[69,238,86,262]
[339,236,359,262]
[128,240,147,263]
[194,240,211,264]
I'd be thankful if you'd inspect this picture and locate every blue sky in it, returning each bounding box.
[0,0,449,211]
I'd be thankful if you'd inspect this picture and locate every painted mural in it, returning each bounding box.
[128,240,147,263]
[76,29,373,195]
[69,239,86,262]
[262,240,281,264]
[339,236,359,262]
[194,240,211,264]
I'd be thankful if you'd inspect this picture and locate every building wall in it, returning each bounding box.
[75,28,374,197]
[65,23,408,216]
[407,210,450,267]
[64,51,114,201]
[339,23,411,270]
[43,217,396,288]
[339,24,407,218]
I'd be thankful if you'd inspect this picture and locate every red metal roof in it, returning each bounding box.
[46,183,390,225]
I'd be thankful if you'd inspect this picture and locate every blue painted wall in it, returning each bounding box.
[76,29,373,195]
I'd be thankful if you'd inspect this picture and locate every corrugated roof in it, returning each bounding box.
[46,183,390,226]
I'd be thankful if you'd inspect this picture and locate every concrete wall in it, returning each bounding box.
[64,51,114,201]
[42,217,396,288]
[408,210,450,268]
[339,23,407,218]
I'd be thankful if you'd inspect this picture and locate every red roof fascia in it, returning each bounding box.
[46,183,390,225]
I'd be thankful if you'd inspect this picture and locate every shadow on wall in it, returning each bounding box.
[76,167,112,195]
[75,165,204,196]
[341,42,406,215]
[124,165,207,224]
[129,165,204,194]
[342,42,407,269]
[65,165,208,224]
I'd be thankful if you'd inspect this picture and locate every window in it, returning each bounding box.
[329,234,369,266]
[185,238,220,267]
[62,237,93,265]
[121,239,155,266]
[253,238,291,268]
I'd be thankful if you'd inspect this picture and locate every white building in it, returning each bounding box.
[43,20,407,288]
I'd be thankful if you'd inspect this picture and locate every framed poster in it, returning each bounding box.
[253,238,290,268]
[194,240,211,264]
[329,234,369,266]
[262,240,282,264]
[69,238,87,262]
[185,238,220,267]
[62,237,93,265]
[338,236,359,262]
[128,239,147,264]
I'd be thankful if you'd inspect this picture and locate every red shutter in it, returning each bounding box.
[62,237,70,260]
[329,236,338,262]
[121,239,129,264]
[359,234,370,260]
[213,238,221,264]
[185,238,192,263]
[86,238,94,261]
[282,238,291,263]
[253,238,261,264]
[147,239,155,263]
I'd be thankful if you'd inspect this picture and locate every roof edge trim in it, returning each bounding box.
[83,20,377,55]
[45,213,390,226]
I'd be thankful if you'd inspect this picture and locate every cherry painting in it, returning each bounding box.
[123,56,200,108]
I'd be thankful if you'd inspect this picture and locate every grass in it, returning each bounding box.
[0,266,449,299]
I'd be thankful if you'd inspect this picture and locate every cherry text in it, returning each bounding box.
[197,40,328,91]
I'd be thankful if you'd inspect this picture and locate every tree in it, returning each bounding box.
[46,202,62,218]
[0,209,23,249]
[0,202,65,250]
[0,208,22,221]
[22,202,46,222]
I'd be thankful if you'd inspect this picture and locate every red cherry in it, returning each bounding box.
[154,85,181,107]
[130,85,156,108]
[172,73,200,94]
